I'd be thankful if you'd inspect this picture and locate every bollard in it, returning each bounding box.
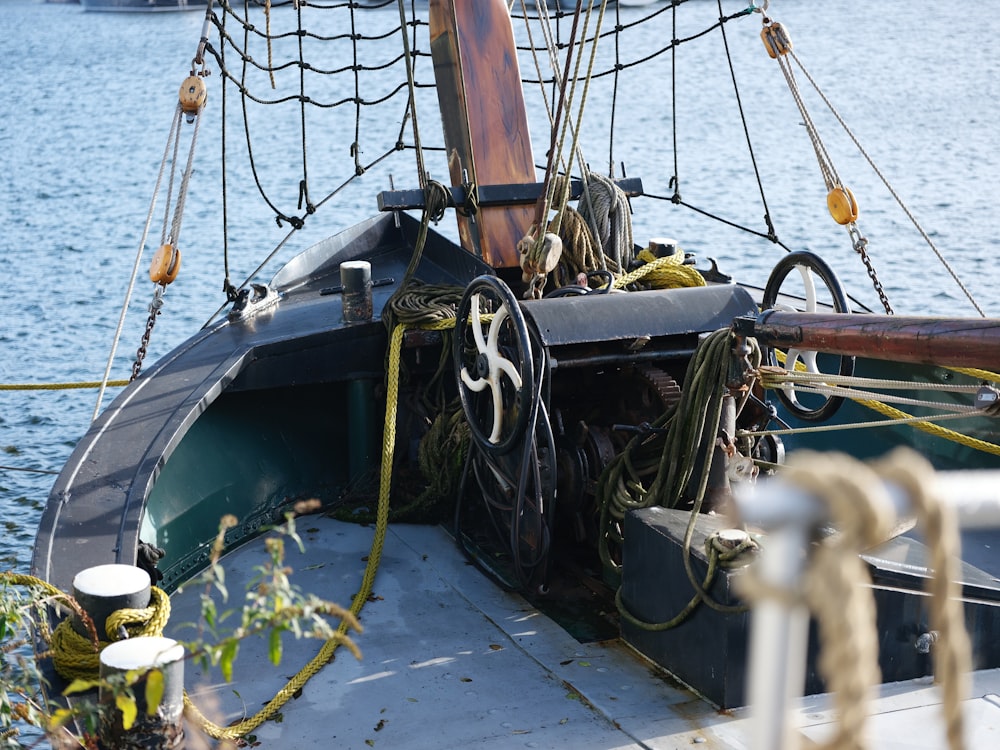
[72,564,151,640]
[340,260,373,323]
[99,636,185,749]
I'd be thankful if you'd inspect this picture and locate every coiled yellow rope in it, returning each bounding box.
[0,572,170,681]
[51,589,171,681]
[612,247,706,290]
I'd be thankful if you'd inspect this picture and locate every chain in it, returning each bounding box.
[849,225,893,314]
[132,286,165,381]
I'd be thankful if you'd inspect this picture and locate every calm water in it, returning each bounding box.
[2,0,999,581]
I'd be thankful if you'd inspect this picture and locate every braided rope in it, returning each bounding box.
[613,247,705,290]
[0,573,170,682]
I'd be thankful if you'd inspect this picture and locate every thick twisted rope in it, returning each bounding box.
[874,450,970,750]
[0,572,170,682]
[613,247,705,290]
[740,448,970,750]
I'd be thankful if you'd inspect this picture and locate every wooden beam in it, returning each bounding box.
[429,0,537,268]
[377,178,645,212]
[752,311,1000,369]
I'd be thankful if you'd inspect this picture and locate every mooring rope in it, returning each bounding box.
[0,381,129,391]
[0,573,170,682]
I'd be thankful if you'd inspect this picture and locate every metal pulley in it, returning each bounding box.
[149,243,181,285]
[827,185,859,225]
[178,75,207,120]
[760,20,793,59]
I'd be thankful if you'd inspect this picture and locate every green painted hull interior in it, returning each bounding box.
[777,357,1000,470]
[140,348,1000,593]
[142,381,378,590]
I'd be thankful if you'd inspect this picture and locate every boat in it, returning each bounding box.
[80,0,208,12]
[11,0,1000,747]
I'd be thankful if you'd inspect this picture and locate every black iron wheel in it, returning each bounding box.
[761,251,855,422]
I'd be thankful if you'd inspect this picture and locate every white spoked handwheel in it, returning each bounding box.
[454,275,535,455]
[761,251,855,422]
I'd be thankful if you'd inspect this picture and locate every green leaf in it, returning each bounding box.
[269,627,283,666]
[220,640,239,683]
[144,669,164,716]
[202,597,217,630]
[49,708,74,731]
[116,694,138,730]
[62,678,100,696]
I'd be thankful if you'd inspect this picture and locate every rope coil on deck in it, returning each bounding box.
[0,573,170,682]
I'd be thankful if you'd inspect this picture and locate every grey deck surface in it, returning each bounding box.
[170,517,1000,749]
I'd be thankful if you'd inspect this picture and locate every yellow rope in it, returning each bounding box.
[612,248,705,290]
[186,326,404,739]
[0,381,129,391]
[770,351,1000,457]
[947,365,1000,382]
[51,588,171,681]
[856,397,1000,457]
[0,572,170,681]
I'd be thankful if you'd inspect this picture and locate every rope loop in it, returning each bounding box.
[739,449,970,750]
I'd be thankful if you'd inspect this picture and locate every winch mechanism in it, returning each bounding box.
[450,273,773,591]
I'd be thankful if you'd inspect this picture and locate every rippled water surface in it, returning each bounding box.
[2,0,999,579]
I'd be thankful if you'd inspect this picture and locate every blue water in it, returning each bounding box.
[2,0,999,580]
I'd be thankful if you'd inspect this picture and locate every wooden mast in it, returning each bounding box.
[429,0,537,268]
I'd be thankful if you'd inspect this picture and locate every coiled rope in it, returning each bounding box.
[598,329,763,628]
[613,246,706,290]
[0,573,170,682]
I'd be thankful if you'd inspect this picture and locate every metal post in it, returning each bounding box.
[340,260,373,324]
[71,564,151,640]
[99,636,185,749]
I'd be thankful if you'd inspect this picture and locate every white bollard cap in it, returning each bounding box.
[100,636,184,671]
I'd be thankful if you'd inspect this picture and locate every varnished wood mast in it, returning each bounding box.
[429,0,537,268]
[751,311,1000,369]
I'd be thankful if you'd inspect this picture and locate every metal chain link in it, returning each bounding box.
[849,226,893,314]
[132,286,165,381]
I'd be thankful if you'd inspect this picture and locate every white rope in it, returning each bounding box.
[788,49,985,318]
[92,104,184,422]
[739,408,987,439]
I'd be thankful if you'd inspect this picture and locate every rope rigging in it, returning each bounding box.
[11,2,995,744]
